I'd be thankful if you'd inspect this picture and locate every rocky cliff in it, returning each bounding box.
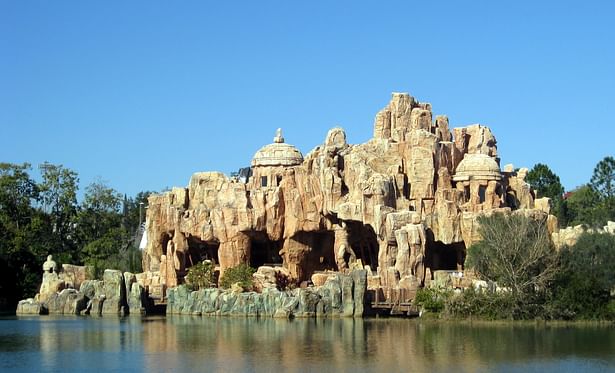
[141,92,557,300]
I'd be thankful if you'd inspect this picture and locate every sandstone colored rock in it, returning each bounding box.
[16,298,43,315]
[141,92,557,305]
[551,221,615,249]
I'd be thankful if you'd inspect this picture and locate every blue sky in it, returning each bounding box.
[1,1,613,198]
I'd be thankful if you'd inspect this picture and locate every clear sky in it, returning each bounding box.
[1,1,613,199]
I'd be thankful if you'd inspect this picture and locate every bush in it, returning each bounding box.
[219,263,255,291]
[444,288,518,320]
[414,287,452,314]
[185,260,215,290]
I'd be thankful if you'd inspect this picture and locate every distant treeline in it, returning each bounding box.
[526,156,615,227]
[0,162,153,311]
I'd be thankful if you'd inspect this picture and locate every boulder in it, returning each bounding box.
[16,298,43,315]
[100,270,127,316]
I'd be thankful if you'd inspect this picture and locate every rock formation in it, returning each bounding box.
[140,91,558,302]
[16,258,151,316]
[552,220,615,249]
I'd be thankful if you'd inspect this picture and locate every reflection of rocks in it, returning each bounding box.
[167,269,367,318]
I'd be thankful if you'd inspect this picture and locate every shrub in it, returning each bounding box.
[219,263,255,291]
[414,287,452,314]
[444,288,517,320]
[185,261,215,290]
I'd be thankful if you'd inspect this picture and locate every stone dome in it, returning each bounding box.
[453,153,501,181]
[251,128,304,168]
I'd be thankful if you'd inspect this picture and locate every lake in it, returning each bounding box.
[1,316,614,372]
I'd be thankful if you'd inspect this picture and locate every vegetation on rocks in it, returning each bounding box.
[219,264,255,291]
[185,261,216,290]
[414,287,451,314]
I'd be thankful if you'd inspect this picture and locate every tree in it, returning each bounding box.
[563,185,607,227]
[548,232,615,320]
[466,213,558,318]
[591,156,615,200]
[0,163,44,309]
[590,156,615,223]
[38,163,79,263]
[75,180,122,245]
[526,163,565,220]
[526,163,564,201]
[74,181,146,278]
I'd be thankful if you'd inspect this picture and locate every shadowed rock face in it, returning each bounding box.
[142,92,556,291]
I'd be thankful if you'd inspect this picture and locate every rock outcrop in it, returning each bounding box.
[140,92,558,304]
[16,260,152,316]
[167,269,367,318]
[552,221,615,249]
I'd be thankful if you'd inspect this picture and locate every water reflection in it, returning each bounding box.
[1,316,614,372]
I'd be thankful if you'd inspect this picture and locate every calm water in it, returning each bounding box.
[0,316,614,373]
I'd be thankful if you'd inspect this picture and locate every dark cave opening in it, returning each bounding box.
[346,221,380,270]
[426,234,466,274]
[249,232,283,268]
[186,236,220,268]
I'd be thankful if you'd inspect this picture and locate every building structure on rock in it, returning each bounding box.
[141,92,558,299]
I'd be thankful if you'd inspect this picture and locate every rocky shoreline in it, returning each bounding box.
[167,269,367,318]
[16,260,368,319]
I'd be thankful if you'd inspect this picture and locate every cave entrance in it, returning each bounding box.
[249,233,283,268]
[426,233,466,275]
[160,233,172,256]
[292,231,337,281]
[346,222,379,271]
[186,236,220,268]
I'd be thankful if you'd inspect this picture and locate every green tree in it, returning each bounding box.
[123,191,153,239]
[591,156,615,200]
[590,156,615,223]
[75,180,122,245]
[466,213,558,318]
[0,163,45,309]
[38,163,79,263]
[526,163,564,201]
[548,232,615,320]
[563,185,604,227]
[75,181,146,277]
[526,163,565,221]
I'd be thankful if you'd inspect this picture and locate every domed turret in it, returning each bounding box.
[453,153,501,182]
[251,129,303,188]
[251,128,303,168]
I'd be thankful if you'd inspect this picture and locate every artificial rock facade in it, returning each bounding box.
[142,92,556,297]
